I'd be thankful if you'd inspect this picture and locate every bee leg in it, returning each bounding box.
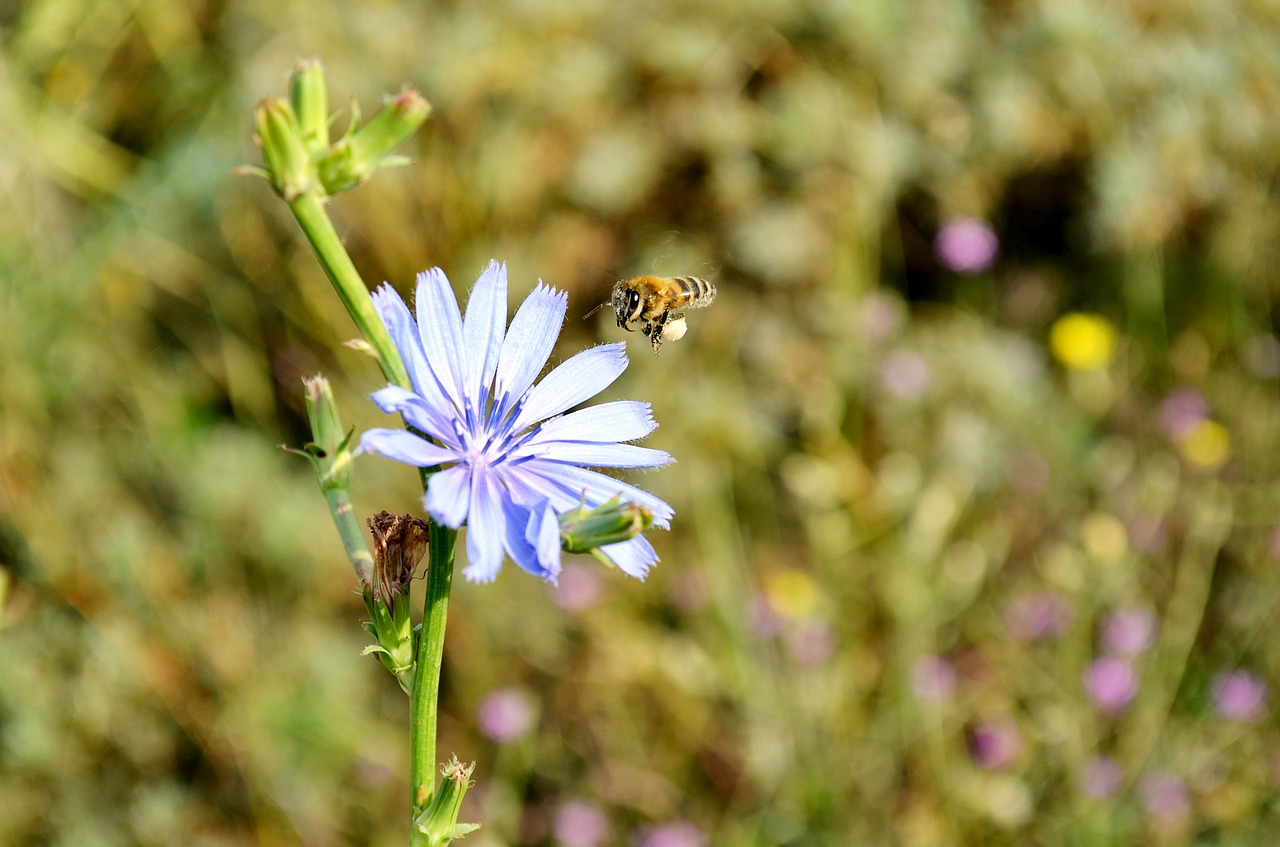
[650,309,670,354]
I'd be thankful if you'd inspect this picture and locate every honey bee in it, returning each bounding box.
[611,275,717,354]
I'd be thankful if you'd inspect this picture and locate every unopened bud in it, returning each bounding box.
[291,375,354,491]
[289,59,329,155]
[316,88,431,194]
[254,97,316,201]
[413,757,480,846]
[559,495,653,553]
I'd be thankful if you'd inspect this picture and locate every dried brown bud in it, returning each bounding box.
[366,511,430,607]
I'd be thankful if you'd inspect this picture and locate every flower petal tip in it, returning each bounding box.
[370,282,406,313]
[462,564,500,584]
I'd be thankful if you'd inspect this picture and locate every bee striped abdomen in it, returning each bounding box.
[672,276,716,310]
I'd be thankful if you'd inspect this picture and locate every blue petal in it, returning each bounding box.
[414,268,468,413]
[425,465,471,528]
[513,461,674,529]
[497,465,570,511]
[473,471,560,580]
[511,343,627,432]
[370,386,459,447]
[521,444,672,468]
[463,473,506,583]
[598,535,659,579]
[499,499,557,580]
[503,467,660,580]
[372,284,454,414]
[525,502,563,577]
[532,401,657,444]
[493,282,567,421]
[359,428,458,467]
[463,260,507,401]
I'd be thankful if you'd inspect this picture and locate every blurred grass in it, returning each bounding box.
[2,0,1280,844]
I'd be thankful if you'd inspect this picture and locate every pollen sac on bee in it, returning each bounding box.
[661,316,688,342]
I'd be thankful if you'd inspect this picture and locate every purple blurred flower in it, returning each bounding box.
[633,821,706,847]
[1101,607,1157,657]
[1081,756,1124,799]
[1139,771,1190,823]
[1159,388,1208,440]
[910,656,957,703]
[550,562,605,613]
[1157,388,1203,440]
[935,217,999,274]
[1211,671,1268,722]
[476,688,536,743]
[359,261,672,583]
[1005,592,1073,642]
[786,620,836,666]
[879,350,930,398]
[554,801,610,847]
[1269,526,1280,562]
[1084,657,1139,713]
[968,718,1023,770]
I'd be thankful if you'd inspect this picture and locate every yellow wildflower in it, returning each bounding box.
[1179,420,1230,469]
[1050,313,1117,371]
[763,568,819,621]
[1081,513,1128,563]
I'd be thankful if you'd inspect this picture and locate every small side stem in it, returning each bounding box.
[324,486,375,582]
[411,518,457,813]
[288,192,411,389]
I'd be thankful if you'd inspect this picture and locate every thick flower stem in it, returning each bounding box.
[288,192,411,390]
[411,516,457,815]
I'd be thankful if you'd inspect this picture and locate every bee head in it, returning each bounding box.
[612,283,643,329]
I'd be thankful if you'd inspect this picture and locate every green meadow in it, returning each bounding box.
[2,1,1278,844]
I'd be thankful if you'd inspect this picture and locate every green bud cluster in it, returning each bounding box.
[249,60,431,201]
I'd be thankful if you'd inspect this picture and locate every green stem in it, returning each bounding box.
[288,192,411,389]
[411,517,457,813]
[324,486,375,582]
[286,187,457,841]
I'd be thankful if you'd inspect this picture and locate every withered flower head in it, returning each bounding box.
[366,511,430,607]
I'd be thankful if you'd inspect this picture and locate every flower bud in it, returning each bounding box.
[292,375,354,492]
[413,757,480,846]
[289,59,329,155]
[316,88,432,194]
[559,495,653,554]
[254,97,316,201]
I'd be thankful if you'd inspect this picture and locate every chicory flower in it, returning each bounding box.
[360,261,673,582]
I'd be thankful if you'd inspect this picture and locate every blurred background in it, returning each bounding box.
[2,0,1280,844]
